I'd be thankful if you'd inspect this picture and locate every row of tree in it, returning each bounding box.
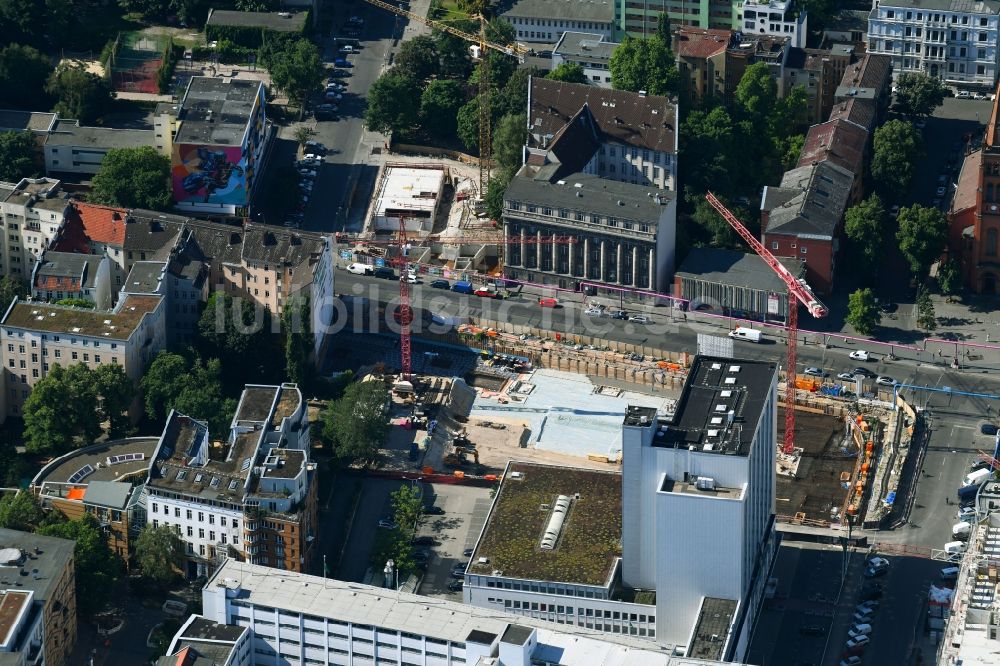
[370,484,426,579]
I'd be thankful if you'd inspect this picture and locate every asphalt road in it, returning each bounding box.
[337,477,404,583]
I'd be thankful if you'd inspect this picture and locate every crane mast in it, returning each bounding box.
[705,193,829,455]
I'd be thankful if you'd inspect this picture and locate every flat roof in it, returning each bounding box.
[32,438,159,487]
[0,590,31,650]
[374,166,445,217]
[123,261,166,294]
[260,449,305,479]
[0,528,76,605]
[271,386,300,428]
[688,597,738,662]
[235,386,279,423]
[206,9,308,31]
[660,478,742,499]
[209,558,681,664]
[82,480,132,509]
[675,247,805,293]
[2,293,162,340]
[553,32,616,61]
[181,616,247,642]
[0,110,56,132]
[44,120,153,149]
[649,356,777,456]
[175,77,263,146]
[501,0,614,22]
[469,462,622,586]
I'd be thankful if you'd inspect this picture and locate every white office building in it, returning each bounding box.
[741,0,809,48]
[551,32,618,87]
[621,356,779,660]
[462,356,778,663]
[867,0,1000,89]
[501,0,615,44]
[197,557,728,666]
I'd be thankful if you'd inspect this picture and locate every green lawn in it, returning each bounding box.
[432,0,472,24]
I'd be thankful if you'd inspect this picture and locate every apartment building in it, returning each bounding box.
[197,557,708,666]
[621,356,779,660]
[783,44,856,124]
[0,178,70,281]
[675,27,732,104]
[0,291,166,417]
[502,171,676,293]
[145,383,317,578]
[0,528,77,666]
[527,79,679,191]
[868,0,1000,90]
[30,250,113,308]
[796,118,869,203]
[740,0,807,48]
[551,32,618,87]
[159,616,251,666]
[50,201,129,290]
[616,0,743,38]
[43,118,155,175]
[501,0,614,43]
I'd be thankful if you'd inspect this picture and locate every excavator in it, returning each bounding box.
[443,445,479,467]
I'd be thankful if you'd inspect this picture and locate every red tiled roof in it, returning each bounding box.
[65,201,127,249]
[676,28,730,59]
[34,275,82,291]
[796,119,867,175]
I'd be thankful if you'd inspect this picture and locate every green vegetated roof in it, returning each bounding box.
[469,462,622,587]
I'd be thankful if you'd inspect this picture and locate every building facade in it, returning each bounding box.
[0,528,77,666]
[145,384,317,578]
[621,356,779,661]
[502,172,676,293]
[0,292,166,417]
[868,0,1000,90]
[0,178,70,282]
[197,558,699,666]
[171,77,270,217]
[551,32,618,87]
[948,85,1000,293]
[30,251,113,308]
[43,119,155,175]
[501,0,614,43]
[616,0,744,38]
[675,27,732,104]
[741,0,807,48]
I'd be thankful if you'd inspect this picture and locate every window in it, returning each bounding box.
[187,510,192,519]
[771,242,779,250]
[800,246,807,254]
[152,503,158,514]
[988,228,999,256]
[187,526,193,536]
[71,351,77,360]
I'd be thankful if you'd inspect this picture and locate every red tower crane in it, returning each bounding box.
[395,218,413,380]
[705,192,829,455]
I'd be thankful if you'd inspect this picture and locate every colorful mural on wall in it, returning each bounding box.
[172,145,248,205]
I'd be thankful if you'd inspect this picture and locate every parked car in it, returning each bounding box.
[324,91,342,101]
[429,279,450,289]
[876,376,897,386]
[856,600,879,613]
[957,506,978,521]
[957,90,972,98]
[463,548,474,557]
[840,657,862,666]
[628,315,650,324]
[585,307,604,316]
[424,505,445,515]
[936,186,947,197]
[853,367,877,378]
[853,609,875,624]
[377,519,398,529]
[804,367,826,377]
[334,58,353,67]
[305,141,326,153]
[849,350,871,361]
[837,372,856,381]
[339,45,357,53]
[374,267,397,280]
[329,69,350,78]
[845,635,870,650]
[411,535,437,546]
[303,152,322,160]
[297,169,317,178]
[981,423,998,435]
[610,310,627,320]
[448,580,464,591]
[450,570,466,579]
[848,624,872,639]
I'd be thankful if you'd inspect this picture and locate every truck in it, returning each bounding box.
[958,482,982,502]
[728,327,763,343]
[964,468,991,487]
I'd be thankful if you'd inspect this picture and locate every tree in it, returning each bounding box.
[456,94,482,153]
[39,514,121,616]
[45,65,113,124]
[419,79,466,138]
[937,258,962,297]
[90,146,171,210]
[895,72,947,117]
[365,72,422,135]
[23,364,76,454]
[267,39,324,108]
[171,358,238,435]
[293,125,314,148]
[778,133,805,171]
[63,363,102,442]
[141,351,190,423]
[0,43,52,109]
[493,67,540,119]
[0,0,45,45]
[0,276,27,310]
[0,490,44,531]
[134,524,184,585]
[93,364,135,438]
[735,61,778,123]
[546,62,589,84]
[390,484,424,536]
[433,29,472,80]
[872,119,924,197]
[322,379,389,465]
[846,288,881,336]
[916,286,938,331]
[897,204,948,276]
[690,194,738,246]
[679,106,738,195]
[395,35,439,81]
[0,131,37,183]
[609,35,678,96]
[197,292,279,386]
[484,169,511,220]
[492,113,526,173]
[844,195,888,279]
[283,296,311,387]
[656,11,671,41]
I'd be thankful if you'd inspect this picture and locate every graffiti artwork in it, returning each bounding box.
[172,145,248,205]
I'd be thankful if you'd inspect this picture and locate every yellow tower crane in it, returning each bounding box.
[363,0,529,194]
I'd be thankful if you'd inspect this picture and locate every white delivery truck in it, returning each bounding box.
[944,541,967,556]
[728,327,763,343]
[964,468,991,487]
[952,521,972,540]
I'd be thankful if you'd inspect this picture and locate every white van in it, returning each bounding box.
[964,468,991,487]
[940,566,960,581]
[728,327,763,343]
[944,541,967,555]
[952,521,972,539]
[345,262,374,275]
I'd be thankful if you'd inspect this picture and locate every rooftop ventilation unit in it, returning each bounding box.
[540,495,572,550]
[695,477,717,491]
[509,471,525,480]
[728,365,741,373]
